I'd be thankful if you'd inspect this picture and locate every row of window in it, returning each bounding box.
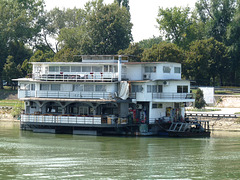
[144,66,181,74]
[48,65,118,73]
[131,85,188,93]
[47,65,180,74]
[20,83,188,93]
[40,84,107,92]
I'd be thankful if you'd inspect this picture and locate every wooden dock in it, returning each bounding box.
[186,113,237,118]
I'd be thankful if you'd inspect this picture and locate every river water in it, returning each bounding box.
[0,122,240,179]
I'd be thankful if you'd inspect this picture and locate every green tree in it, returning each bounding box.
[227,2,240,85]
[141,42,185,63]
[157,7,201,49]
[0,0,44,88]
[185,38,230,86]
[138,36,163,49]
[58,0,133,55]
[196,0,237,43]
[42,7,86,53]
[54,48,81,62]
[195,88,206,109]
[2,56,22,89]
[118,43,143,62]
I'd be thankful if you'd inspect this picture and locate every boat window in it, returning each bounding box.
[152,103,163,108]
[96,85,106,92]
[73,84,84,91]
[103,65,113,72]
[92,66,102,72]
[147,85,162,93]
[51,84,60,91]
[20,83,30,90]
[131,85,142,93]
[104,65,108,72]
[109,65,113,72]
[61,84,72,91]
[49,66,59,72]
[145,66,156,73]
[174,67,181,73]
[40,84,49,90]
[60,66,70,72]
[71,66,81,72]
[177,85,188,93]
[84,84,94,91]
[31,84,35,91]
[82,66,91,72]
[163,66,171,73]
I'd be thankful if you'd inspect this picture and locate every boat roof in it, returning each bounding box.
[30,61,181,66]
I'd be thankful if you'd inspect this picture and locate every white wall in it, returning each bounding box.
[125,65,143,80]
[149,102,174,124]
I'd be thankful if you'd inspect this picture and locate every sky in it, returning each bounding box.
[44,0,198,42]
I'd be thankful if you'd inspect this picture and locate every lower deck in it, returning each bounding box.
[20,121,156,136]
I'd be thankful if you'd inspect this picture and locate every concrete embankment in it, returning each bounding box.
[202,117,240,131]
[186,107,240,131]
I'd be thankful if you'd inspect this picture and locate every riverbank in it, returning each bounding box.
[186,107,240,131]
[0,109,19,122]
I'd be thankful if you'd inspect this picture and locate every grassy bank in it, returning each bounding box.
[0,100,23,107]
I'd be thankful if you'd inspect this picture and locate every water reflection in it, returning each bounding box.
[0,122,240,179]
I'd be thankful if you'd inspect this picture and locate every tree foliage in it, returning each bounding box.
[58,0,133,55]
[118,43,143,62]
[42,7,86,53]
[196,0,236,43]
[157,7,201,49]
[0,0,44,88]
[141,42,185,63]
[2,56,22,89]
[138,36,163,49]
[185,38,230,86]
[195,88,206,109]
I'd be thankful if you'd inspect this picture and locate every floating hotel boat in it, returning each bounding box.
[14,55,209,137]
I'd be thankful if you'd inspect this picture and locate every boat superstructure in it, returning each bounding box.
[15,55,198,136]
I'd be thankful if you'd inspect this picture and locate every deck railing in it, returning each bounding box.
[129,92,194,100]
[19,90,113,99]
[21,114,102,124]
[32,73,119,82]
[152,93,194,99]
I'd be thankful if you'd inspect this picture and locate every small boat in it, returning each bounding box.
[167,120,210,137]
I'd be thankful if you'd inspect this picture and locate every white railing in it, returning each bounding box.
[152,93,194,99]
[129,92,194,100]
[21,114,101,124]
[19,90,113,99]
[32,73,119,82]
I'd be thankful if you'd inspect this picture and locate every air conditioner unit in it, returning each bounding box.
[163,81,169,86]
[143,74,151,80]
[136,104,143,109]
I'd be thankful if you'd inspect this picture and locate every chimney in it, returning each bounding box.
[118,55,122,81]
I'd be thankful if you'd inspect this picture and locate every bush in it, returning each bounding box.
[11,102,24,118]
[195,88,206,109]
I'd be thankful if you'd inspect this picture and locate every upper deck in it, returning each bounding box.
[29,55,182,82]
